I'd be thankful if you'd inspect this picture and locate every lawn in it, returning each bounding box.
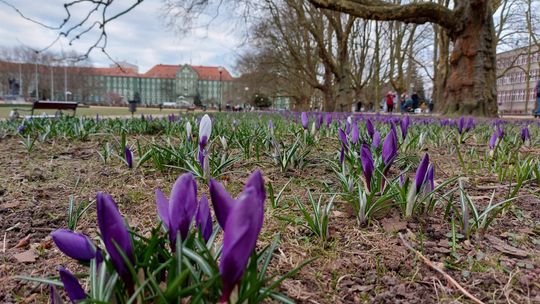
[0,104,194,118]
[0,113,538,303]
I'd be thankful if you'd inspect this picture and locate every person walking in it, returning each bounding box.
[386,91,395,113]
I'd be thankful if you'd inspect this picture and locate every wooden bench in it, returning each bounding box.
[30,101,78,117]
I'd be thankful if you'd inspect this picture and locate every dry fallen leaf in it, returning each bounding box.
[381,217,408,233]
[14,235,31,249]
[486,235,530,258]
[14,249,36,263]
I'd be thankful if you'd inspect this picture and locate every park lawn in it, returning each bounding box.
[0,104,191,118]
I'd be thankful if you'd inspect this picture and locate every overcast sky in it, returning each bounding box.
[0,0,244,74]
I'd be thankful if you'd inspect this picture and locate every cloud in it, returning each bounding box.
[0,0,243,74]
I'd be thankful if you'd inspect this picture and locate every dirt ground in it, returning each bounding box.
[0,134,539,303]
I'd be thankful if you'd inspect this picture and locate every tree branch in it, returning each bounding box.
[307,0,458,33]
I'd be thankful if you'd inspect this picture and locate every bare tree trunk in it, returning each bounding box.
[441,1,497,116]
[433,24,449,111]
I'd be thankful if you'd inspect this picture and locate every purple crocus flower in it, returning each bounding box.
[400,116,410,140]
[372,131,381,149]
[96,192,134,285]
[316,113,323,130]
[17,124,25,133]
[351,122,359,144]
[51,229,96,262]
[426,165,435,192]
[414,154,430,193]
[521,126,530,142]
[59,267,86,303]
[268,120,274,132]
[360,144,374,191]
[466,117,475,131]
[209,179,234,229]
[489,131,498,149]
[195,194,213,242]
[212,170,266,302]
[124,146,133,169]
[155,173,197,245]
[345,117,352,134]
[301,112,308,129]
[457,117,466,134]
[338,128,349,164]
[496,125,505,139]
[366,119,374,138]
[338,128,348,147]
[198,114,212,168]
[382,127,398,170]
[325,113,332,127]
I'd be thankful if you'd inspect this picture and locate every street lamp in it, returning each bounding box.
[35,57,39,101]
[218,66,223,111]
[244,86,249,108]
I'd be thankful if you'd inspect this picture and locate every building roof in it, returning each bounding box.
[89,66,140,77]
[0,60,235,80]
[143,64,235,81]
[143,64,178,78]
[192,65,235,81]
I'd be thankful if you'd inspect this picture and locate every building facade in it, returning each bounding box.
[0,61,236,106]
[496,47,540,114]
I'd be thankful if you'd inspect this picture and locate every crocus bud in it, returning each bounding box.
[400,116,410,140]
[414,154,430,193]
[351,122,359,144]
[59,267,86,303]
[338,128,348,148]
[382,127,398,170]
[301,112,308,129]
[316,113,323,130]
[372,131,381,149]
[220,136,228,150]
[199,114,212,147]
[124,146,133,169]
[457,117,465,134]
[155,173,197,245]
[196,194,213,242]
[209,179,235,229]
[366,119,374,139]
[521,126,530,144]
[489,131,498,150]
[186,121,192,142]
[51,229,96,262]
[96,192,134,285]
[360,144,374,191]
[216,170,265,302]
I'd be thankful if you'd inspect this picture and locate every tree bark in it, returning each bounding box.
[441,1,498,116]
[433,24,449,111]
[309,0,500,116]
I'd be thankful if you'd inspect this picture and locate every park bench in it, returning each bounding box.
[10,101,78,119]
[31,101,78,116]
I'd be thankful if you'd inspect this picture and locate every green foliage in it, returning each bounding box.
[293,191,335,242]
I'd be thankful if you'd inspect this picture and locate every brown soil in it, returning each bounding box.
[0,135,539,303]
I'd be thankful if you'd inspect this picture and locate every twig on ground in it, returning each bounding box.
[398,232,485,304]
[2,233,6,253]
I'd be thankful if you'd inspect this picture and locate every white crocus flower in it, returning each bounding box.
[186,121,192,141]
[199,114,212,145]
